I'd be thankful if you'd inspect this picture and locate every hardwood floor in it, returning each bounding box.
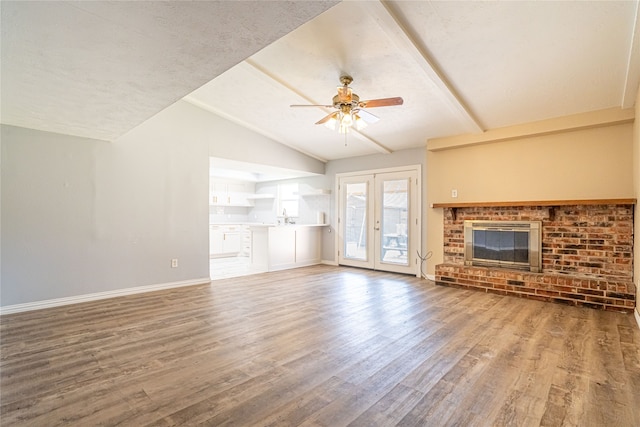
[1,265,639,426]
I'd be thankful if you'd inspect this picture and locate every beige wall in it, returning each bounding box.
[634,87,640,317]
[426,109,635,276]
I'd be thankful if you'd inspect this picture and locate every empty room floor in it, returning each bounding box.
[1,265,639,426]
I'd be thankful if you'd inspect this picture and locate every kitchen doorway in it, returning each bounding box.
[337,166,421,276]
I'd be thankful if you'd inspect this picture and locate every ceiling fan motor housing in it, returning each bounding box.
[333,93,359,109]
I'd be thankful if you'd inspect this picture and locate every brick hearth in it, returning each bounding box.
[435,203,635,312]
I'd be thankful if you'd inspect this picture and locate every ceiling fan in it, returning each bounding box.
[290,75,403,134]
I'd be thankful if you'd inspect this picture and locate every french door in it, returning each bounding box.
[337,167,420,276]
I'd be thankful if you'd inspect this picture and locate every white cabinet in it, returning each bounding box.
[295,227,322,265]
[210,225,243,258]
[263,225,323,271]
[210,178,278,208]
[227,182,250,206]
[210,228,224,255]
[210,179,255,206]
[241,225,251,256]
[250,227,269,271]
[268,227,297,270]
[211,182,226,205]
[223,230,242,253]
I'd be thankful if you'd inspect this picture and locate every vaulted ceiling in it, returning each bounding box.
[1,0,338,141]
[2,1,639,163]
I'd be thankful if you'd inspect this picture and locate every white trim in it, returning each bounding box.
[426,274,436,281]
[335,165,422,277]
[321,259,339,266]
[635,307,640,331]
[335,164,422,179]
[0,277,211,315]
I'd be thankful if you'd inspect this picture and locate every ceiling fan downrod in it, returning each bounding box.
[340,75,353,86]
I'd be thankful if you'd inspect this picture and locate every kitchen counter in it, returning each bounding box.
[209,223,327,271]
[250,224,327,271]
[211,223,326,227]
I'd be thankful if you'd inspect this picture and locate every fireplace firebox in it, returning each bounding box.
[464,220,542,272]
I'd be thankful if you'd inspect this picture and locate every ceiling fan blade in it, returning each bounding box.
[315,111,339,125]
[355,109,379,124]
[290,104,333,108]
[358,97,404,108]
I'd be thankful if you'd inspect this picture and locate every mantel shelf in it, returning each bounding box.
[431,198,636,209]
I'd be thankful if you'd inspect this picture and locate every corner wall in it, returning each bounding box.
[0,100,330,309]
[634,87,640,322]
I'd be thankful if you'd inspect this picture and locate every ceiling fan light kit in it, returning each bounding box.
[291,75,403,134]
[323,108,368,134]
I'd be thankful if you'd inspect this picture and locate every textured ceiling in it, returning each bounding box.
[0,0,338,141]
[1,0,639,165]
[188,0,639,162]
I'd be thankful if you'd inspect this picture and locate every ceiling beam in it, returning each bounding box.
[374,1,485,134]
[183,95,330,163]
[427,107,634,152]
[622,0,640,108]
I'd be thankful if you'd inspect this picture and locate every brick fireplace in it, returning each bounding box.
[434,200,636,312]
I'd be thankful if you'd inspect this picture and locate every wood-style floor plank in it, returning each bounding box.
[1,265,639,426]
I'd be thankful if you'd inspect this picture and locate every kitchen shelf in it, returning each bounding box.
[246,194,275,200]
[297,189,331,196]
[210,203,252,207]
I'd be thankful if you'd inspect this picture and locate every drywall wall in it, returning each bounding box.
[1,116,210,306]
[323,147,427,263]
[195,103,325,176]
[428,124,633,203]
[426,119,634,275]
[634,86,640,315]
[0,99,329,308]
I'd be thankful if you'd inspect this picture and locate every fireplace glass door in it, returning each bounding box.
[473,229,529,264]
[464,220,542,272]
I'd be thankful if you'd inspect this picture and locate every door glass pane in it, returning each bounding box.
[344,182,367,261]
[381,179,409,265]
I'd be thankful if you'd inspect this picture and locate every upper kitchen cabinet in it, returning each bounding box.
[210,179,255,207]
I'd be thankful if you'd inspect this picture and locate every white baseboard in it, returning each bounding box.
[635,307,640,331]
[321,260,339,266]
[0,277,211,316]
[425,274,436,281]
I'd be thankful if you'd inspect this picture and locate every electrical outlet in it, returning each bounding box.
[451,189,458,198]
[171,258,178,268]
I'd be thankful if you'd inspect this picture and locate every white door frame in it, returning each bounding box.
[335,165,422,277]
